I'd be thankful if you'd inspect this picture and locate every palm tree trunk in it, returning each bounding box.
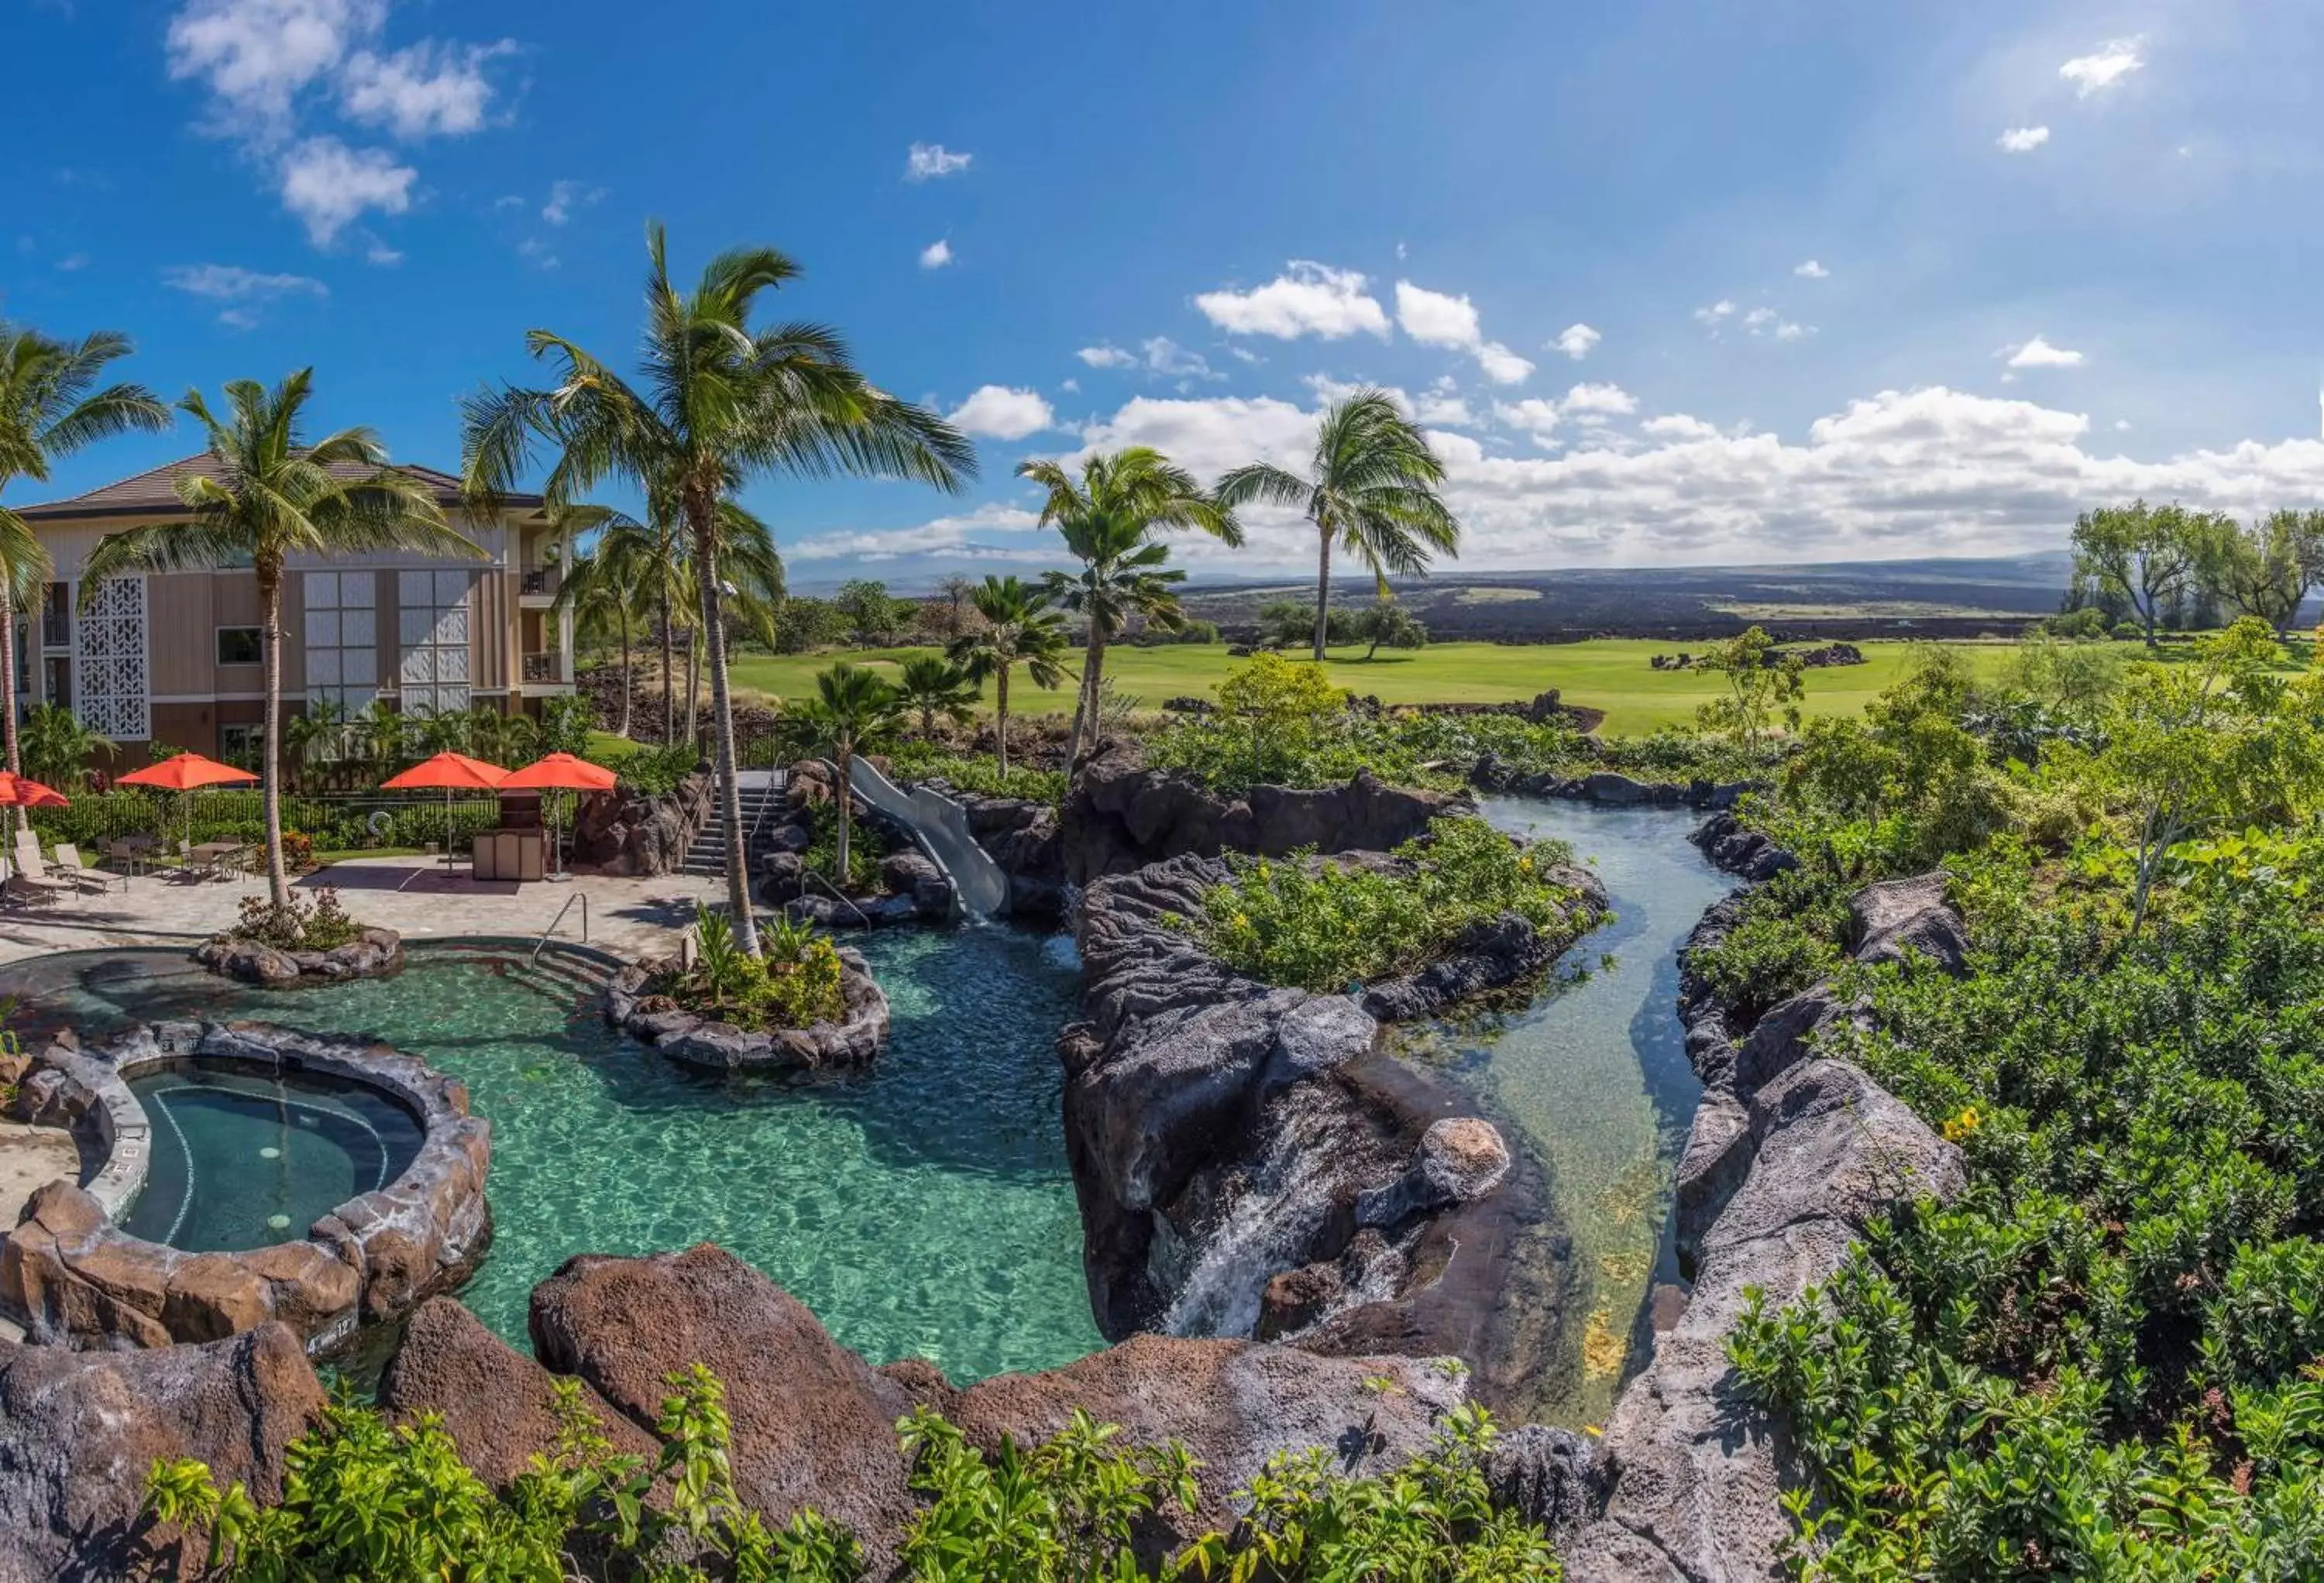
[689,498,759,957]
[259,563,290,908]
[617,603,635,739]
[658,587,676,746]
[2,582,19,849]
[1072,627,1108,764]
[686,626,702,747]
[1313,525,1333,661]
[995,665,1011,775]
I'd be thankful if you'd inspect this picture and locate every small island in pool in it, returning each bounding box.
[603,909,892,1073]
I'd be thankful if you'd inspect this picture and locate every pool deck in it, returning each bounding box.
[0,857,733,968]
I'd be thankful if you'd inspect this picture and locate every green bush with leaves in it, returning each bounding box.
[148,1368,1563,1581]
[1190,815,1591,992]
[1685,869,1850,1021]
[1724,844,2324,1578]
[227,888,366,952]
[885,742,1069,806]
[670,905,847,1031]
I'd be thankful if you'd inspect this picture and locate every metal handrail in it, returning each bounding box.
[528,891,589,965]
[799,862,869,926]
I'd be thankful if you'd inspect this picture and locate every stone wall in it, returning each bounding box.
[569,768,713,877]
[2,1022,490,1354]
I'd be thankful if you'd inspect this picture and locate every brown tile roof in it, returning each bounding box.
[18,452,545,521]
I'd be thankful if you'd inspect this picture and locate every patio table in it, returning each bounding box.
[186,840,250,881]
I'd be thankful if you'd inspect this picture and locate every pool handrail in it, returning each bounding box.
[528,891,589,966]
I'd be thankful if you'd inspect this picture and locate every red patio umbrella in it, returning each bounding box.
[500,753,618,881]
[0,774,70,809]
[380,752,510,868]
[117,752,261,854]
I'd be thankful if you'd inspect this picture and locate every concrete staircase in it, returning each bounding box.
[682,770,787,877]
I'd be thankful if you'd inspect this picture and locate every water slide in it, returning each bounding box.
[822,757,1010,919]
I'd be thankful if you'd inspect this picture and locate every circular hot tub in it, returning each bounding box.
[2,1021,490,1355]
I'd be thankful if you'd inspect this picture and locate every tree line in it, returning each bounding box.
[2068,500,2324,646]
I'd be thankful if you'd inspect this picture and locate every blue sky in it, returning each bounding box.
[7,0,2324,588]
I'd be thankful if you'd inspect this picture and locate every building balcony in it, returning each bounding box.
[521,649,569,685]
[519,567,561,603]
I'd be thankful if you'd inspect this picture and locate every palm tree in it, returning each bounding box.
[894,653,978,738]
[0,324,170,780]
[554,506,654,740]
[284,695,349,788]
[349,699,406,771]
[686,500,787,745]
[1043,510,1186,761]
[17,702,115,790]
[785,662,901,888]
[81,371,482,907]
[947,576,1068,774]
[1215,390,1460,661]
[1018,448,1237,760]
[462,222,973,956]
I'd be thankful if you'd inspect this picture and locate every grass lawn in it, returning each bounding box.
[724,638,2026,736]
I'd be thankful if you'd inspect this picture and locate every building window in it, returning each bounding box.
[302,572,379,710]
[216,627,263,666]
[397,568,472,719]
[41,582,70,649]
[220,723,263,771]
[74,576,147,740]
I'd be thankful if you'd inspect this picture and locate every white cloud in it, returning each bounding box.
[2060,37,2144,98]
[1059,378,1079,394]
[1694,300,1736,327]
[339,37,508,138]
[1998,125,2052,153]
[1559,382,1638,417]
[516,235,557,270]
[1394,280,1481,348]
[1793,259,1829,279]
[364,239,401,265]
[1551,323,1601,360]
[2115,419,2133,431]
[788,503,1045,565]
[277,136,414,242]
[1141,337,1217,381]
[919,239,954,270]
[163,262,328,299]
[1395,280,1532,384]
[1494,398,1565,449]
[57,253,88,272]
[1077,344,1140,370]
[905,142,971,180]
[1068,383,2324,572]
[2006,335,2085,369]
[1642,414,1722,441]
[541,180,602,225]
[948,385,1055,441]
[1195,262,1390,341]
[1415,378,1476,428]
[166,0,383,139]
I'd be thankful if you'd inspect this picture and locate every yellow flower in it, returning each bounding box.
[1518,854,1533,872]
[1230,912,1250,930]
[1941,1105,1982,1144]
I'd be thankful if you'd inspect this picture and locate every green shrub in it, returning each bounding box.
[617,742,700,796]
[670,905,847,1031]
[885,743,1069,805]
[1686,870,1850,1020]
[1191,815,1591,992]
[227,888,365,952]
[148,1368,1563,1580]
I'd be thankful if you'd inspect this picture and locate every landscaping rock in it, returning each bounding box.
[569,770,712,877]
[0,1322,324,1578]
[1848,871,1970,975]
[1690,811,1796,881]
[193,925,404,986]
[1729,983,1841,1097]
[605,949,890,1073]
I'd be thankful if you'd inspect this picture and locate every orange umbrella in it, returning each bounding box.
[0,774,69,809]
[381,752,510,868]
[501,754,618,881]
[118,752,260,855]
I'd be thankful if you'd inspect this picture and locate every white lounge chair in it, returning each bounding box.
[49,843,117,895]
[5,834,70,908]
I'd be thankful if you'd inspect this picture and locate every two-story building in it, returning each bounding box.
[16,454,575,763]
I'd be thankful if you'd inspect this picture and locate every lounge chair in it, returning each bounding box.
[5,836,70,908]
[50,843,118,895]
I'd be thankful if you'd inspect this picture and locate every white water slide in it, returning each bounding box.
[822,756,1010,919]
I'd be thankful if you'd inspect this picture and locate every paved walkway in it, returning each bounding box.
[0,857,734,967]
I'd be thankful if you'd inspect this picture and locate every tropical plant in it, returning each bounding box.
[0,322,170,782]
[551,503,651,740]
[14,702,114,789]
[2070,499,2234,647]
[462,221,973,956]
[347,699,406,768]
[282,695,349,785]
[893,653,978,737]
[1215,390,1460,660]
[784,662,902,884]
[81,371,480,907]
[1693,625,1805,754]
[947,575,1069,774]
[1019,448,1238,759]
[2207,507,2324,634]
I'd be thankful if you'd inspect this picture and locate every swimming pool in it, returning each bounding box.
[120,1063,425,1252]
[5,926,1104,1382]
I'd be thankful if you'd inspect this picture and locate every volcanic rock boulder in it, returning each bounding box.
[0,1324,325,1581]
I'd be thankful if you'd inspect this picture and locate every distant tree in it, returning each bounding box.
[552,504,651,740]
[947,576,1068,774]
[785,662,902,882]
[2206,510,2324,635]
[1351,599,1428,660]
[774,596,852,653]
[1216,390,1460,661]
[834,579,913,645]
[2071,500,2233,648]
[1256,599,1353,651]
[0,322,170,785]
[894,654,978,737]
[1693,625,1805,754]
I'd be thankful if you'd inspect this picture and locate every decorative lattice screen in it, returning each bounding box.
[75,576,148,740]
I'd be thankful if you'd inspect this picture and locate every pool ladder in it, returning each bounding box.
[529,891,589,966]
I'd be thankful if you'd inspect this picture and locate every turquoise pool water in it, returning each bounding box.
[9,927,1104,1382]
[122,1065,424,1253]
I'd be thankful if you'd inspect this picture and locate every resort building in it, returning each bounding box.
[15,455,572,763]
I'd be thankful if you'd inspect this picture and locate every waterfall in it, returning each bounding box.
[1159,1087,1358,1338]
